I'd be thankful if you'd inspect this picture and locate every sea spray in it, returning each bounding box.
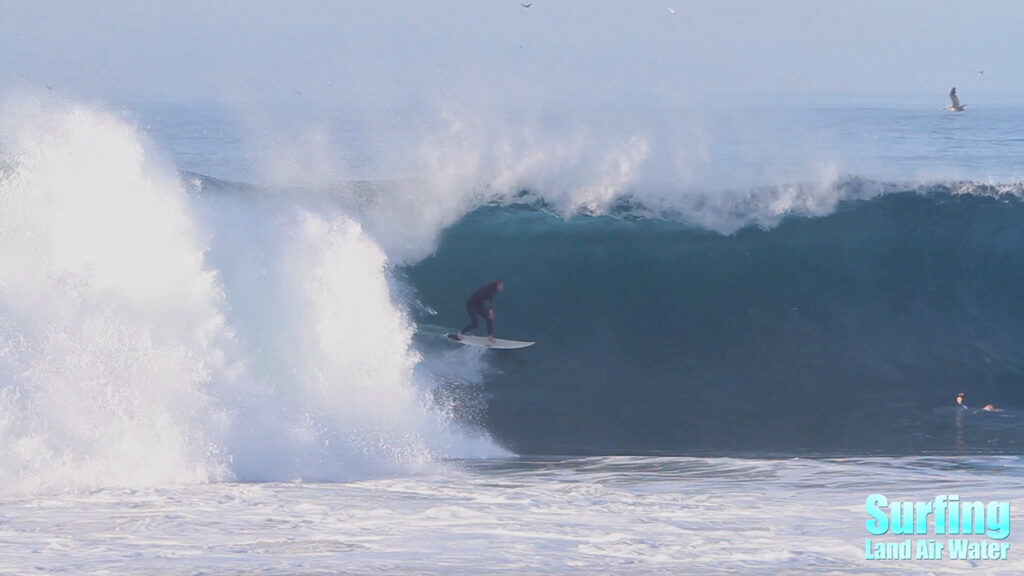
[0,98,506,493]
[204,203,505,481]
[0,100,231,493]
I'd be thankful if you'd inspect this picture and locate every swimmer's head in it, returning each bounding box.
[983,404,996,412]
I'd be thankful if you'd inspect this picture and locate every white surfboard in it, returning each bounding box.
[447,333,535,349]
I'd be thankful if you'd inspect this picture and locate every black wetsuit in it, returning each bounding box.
[461,281,500,336]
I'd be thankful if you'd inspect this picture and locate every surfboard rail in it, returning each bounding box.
[447,333,535,349]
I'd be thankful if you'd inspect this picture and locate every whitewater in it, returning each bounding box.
[1,96,1023,574]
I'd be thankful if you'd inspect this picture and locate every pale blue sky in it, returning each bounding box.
[2,1,1023,106]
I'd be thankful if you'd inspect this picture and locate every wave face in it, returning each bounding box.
[0,100,503,494]
[407,189,1024,455]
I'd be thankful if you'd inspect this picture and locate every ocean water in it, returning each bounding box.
[1,95,1023,573]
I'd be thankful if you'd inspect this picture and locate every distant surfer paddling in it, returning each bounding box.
[455,279,503,343]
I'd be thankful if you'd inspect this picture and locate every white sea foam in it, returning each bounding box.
[1,456,1020,575]
[0,99,231,493]
[0,97,506,495]
[198,198,506,482]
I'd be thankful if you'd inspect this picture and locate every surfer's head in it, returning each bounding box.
[956,393,966,405]
[494,278,504,291]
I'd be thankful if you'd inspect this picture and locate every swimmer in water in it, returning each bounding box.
[955,392,968,410]
[956,393,1000,412]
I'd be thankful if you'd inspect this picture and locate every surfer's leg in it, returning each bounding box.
[485,314,493,337]
[461,304,479,334]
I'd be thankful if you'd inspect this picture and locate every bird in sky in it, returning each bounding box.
[943,87,965,112]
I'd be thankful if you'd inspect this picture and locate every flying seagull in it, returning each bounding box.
[943,87,965,112]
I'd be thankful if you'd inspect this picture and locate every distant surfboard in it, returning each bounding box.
[447,333,535,349]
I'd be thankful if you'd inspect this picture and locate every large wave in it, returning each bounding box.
[184,108,1024,458]
[406,188,1024,456]
[3,97,1022,495]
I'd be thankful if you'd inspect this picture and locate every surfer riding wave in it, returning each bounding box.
[456,279,503,343]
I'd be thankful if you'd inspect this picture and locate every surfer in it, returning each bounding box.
[456,279,503,342]
[955,392,968,410]
[956,393,1001,412]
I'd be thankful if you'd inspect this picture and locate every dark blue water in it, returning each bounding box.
[407,190,1024,456]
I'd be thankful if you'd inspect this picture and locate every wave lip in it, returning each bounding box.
[193,166,1024,237]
